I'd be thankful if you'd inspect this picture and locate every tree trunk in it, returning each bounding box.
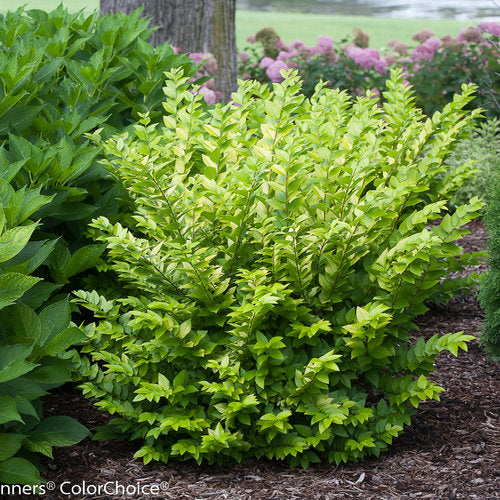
[100,0,238,102]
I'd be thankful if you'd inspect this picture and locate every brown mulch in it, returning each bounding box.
[19,220,499,500]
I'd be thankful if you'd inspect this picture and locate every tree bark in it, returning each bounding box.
[100,0,238,102]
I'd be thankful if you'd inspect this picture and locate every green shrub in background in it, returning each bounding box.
[447,118,500,209]
[0,6,199,483]
[75,69,481,468]
[480,175,500,359]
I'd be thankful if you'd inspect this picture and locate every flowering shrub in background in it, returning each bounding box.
[170,47,220,104]
[239,29,388,97]
[188,52,221,105]
[240,23,500,118]
[407,24,499,116]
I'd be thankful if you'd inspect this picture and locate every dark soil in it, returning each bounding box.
[20,220,500,499]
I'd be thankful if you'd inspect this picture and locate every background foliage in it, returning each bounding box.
[480,165,500,359]
[239,24,500,119]
[446,118,500,208]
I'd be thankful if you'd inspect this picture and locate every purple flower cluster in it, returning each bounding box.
[479,22,500,36]
[411,37,441,62]
[345,46,387,74]
[188,52,221,105]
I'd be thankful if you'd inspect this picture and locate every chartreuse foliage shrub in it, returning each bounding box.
[76,69,481,468]
[0,176,88,483]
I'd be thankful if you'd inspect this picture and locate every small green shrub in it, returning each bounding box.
[447,118,500,208]
[0,300,90,484]
[76,69,481,467]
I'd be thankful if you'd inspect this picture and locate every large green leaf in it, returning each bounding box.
[0,224,37,263]
[0,302,42,344]
[0,149,26,182]
[0,273,41,308]
[14,187,54,225]
[14,396,39,420]
[32,415,89,447]
[0,457,43,485]
[0,344,36,384]
[26,239,58,273]
[0,239,57,276]
[38,297,70,346]
[20,282,62,310]
[49,201,96,221]
[0,395,23,425]
[0,105,43,135]
[0,378,48,401]
[27,364,71,386]
[36,326,86,358]
[0,178,14,205]
[0,433,25,461]
[57,244,106,282]
[22,433,54,458]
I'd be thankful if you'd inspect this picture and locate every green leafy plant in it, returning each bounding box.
[0,300,90,484]
[479,174,500,359]
[76,69,481,468]
[0,178,89,483]
[446,118,500,208]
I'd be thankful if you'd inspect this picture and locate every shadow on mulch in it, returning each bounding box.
[11,220,499,500]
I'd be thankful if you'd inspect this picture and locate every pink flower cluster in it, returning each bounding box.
[412,29,434,43]
[251,35,339,82]
[345,46,388,74]
[260,56,290,82]
[188,52,221,105]
[411,36,441,62]
[387,39,409,55]
[479,22,500,36]
[189,52,217,74]
[457,27,483,44]
[440,35,461,50]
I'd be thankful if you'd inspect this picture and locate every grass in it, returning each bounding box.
[235,11,472,49]
[1,1,473,50]
[2,0,100,14]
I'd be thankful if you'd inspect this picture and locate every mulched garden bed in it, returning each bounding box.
[22,220,498,500]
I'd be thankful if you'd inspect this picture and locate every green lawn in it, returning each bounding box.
[1,1,472,50]
[235,11,471,49]
[2,0,100,13]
